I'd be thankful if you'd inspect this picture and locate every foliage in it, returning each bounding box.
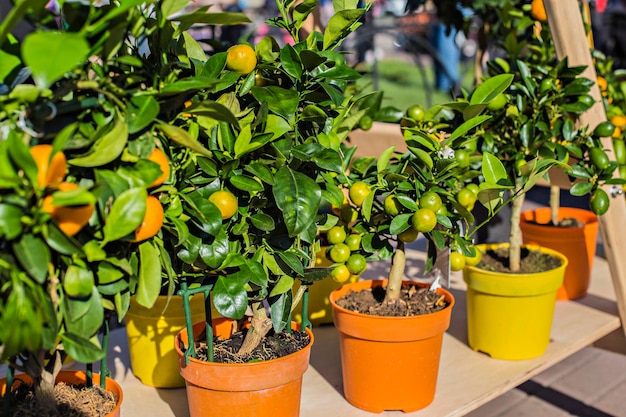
[338,74,514,304]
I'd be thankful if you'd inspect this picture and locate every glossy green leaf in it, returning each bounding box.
[280,44,303,80]
[482,152,508,184]
[269,275,294,297]
[184,101,239,126]
[230,174,264,192]
[103,187,147,243]
[128,95,160,134]
[569,181,594,196]
[61,333,104,363]
[0,203,23,240]
[157,123,213,157]
[63,287,104,337]
[13,234,50,284]
[136,241,162,308]
[273,167,321,237]
[69,118,128,167]
[276,251,304,277]
[323,9,364,49]
[469,73,514,105]
[250,213,275,231]
[22,31,89,88]
[213,273,248,319]
[270,291,291,333]
[251,86,299,121]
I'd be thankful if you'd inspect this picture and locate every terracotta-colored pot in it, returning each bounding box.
[520,207,599,300]
[0,370,123,417]
[463,243,567,360]
[175,320,313,417]
[125,294,206,388]
[329,279,454,413]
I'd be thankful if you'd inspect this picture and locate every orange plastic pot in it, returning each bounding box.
[520,207,598,300]
[329,280,454,413]
[1,370,123,417]
[175,320,313,417]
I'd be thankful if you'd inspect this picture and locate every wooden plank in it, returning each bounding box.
[544,0,626,338]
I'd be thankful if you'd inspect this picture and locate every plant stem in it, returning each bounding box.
[384,240,405,303]
[550,185,560,225]
[508,189,525,272]
[237,301,272,356]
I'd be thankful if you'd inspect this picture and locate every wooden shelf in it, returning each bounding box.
[1,250,620,417]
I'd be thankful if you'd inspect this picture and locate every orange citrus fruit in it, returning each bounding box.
[597,76,608,92]
[530,0,547,21]
[30,144,67,188]
[131,195,164,242]
[611,114,626,129]
[208,190,238,220]
[147,148,170,188]
[43,182,94,236]
[226,44,257,75]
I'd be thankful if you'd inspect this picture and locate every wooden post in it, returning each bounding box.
[544,0,626,336]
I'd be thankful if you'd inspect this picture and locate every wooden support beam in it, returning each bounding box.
[544,0,626,337]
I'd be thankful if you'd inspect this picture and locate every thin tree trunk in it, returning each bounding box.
[550,185,560,225]
[25,349,57,414]
[508,190,525,273]
[237,301,272,356]
[384,240,406,304]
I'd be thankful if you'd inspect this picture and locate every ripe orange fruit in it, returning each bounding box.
[530,0,547,22]
[147,148,170,188]
[226,44,257,75]
[611,114,626,129]
[131,195,164,242]
[208,190,238,220]
[597,76,608,92]
[30,144,67,188]
[43,182,94,236]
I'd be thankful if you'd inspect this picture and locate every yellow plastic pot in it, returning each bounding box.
[125,294,206,388]
[463,243,567,360]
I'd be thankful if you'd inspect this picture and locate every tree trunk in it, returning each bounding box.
[237,301,272,356]
[384,240,406,304]
[550,185,560,225]
[25,349,58,415]
[508,191,525,273]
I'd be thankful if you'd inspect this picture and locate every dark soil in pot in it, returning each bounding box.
[5,379,116,417]
[478,246,562,273]
[336,285,449,316]
[527,217,584,228]
[195,328,310,364]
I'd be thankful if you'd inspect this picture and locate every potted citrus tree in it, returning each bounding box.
[449,0,623,360]
[0,0,251,412]
[163,0,385,416]
[327,73,513,412]
[0,3,163,416]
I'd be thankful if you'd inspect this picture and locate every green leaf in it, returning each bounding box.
[184,101,239,127]
[187,191,223,235]
[13,234,50,284]
[103,187,147,243]
[251,86,299,121]
[448,115,491,142]
[270,291,291,333]
[213,273,248,319]
[270,275,295,297]
[43,223,83,256]
[69,117,128,167]
[250,213,275,231]
[389,213,413,235]
[128,95,160,134]
[136,241,162,308]
[61,333,104,364]
[323,9,365,49]
[63,287,104,338]
[162,0,193,19]
[482,153,508,184]
[293,0,318,28]
[0,203,23,240]
[160,77,220,95]
[280,44,303,80]
[469,73,514,105]
[230,174,264,192]
[273,167,321,237]
[22,32,89,88]
[157,123,213,157]
[570,181,593,196]
[0,49,21,84]
[276,251,304,277]
[198,229,229,269]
